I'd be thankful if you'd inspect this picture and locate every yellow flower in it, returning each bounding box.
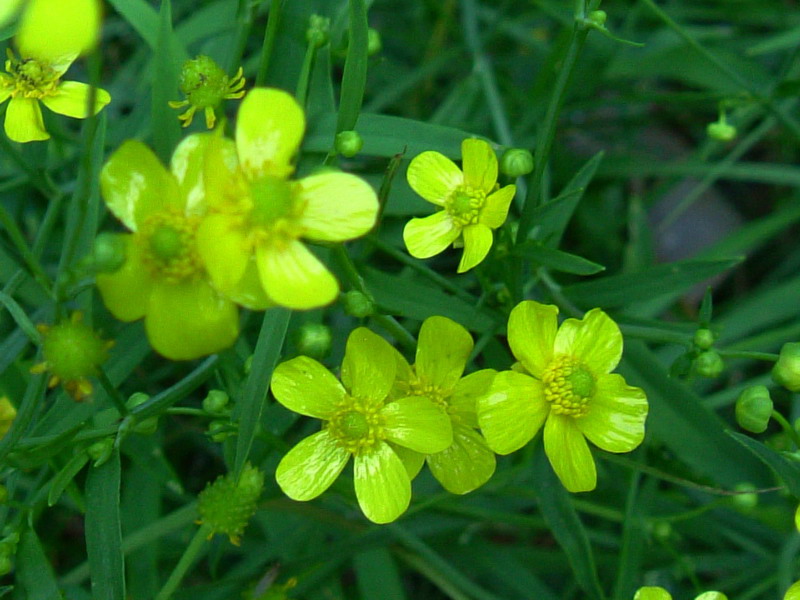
[0,49,110,143]
[477,301,648,492]
[197,87,379,310]
[0,397,17,439]
[389,316,496,494]
[404,138,516,273]
[169,55,246,129]
[96,135,239,360]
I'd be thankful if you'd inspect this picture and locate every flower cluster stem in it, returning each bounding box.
[255,0,282,86]
[771,410,800,449]
[153,523,212,600]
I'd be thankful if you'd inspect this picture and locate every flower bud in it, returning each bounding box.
[0,485,8,505]
[179,56,229,107]
[693,350,724,378]
[500,148,534,177]
[294,322,332,359]
[772,342,800,392]
[306,14,330,49]
[342,290,375,318]
[335,130,364,158]
[695,593,728,600]
[127,392,158,435]
[785,580,800,600]
[87,438,114,466]
[731,482,758,510]
[587,10,607,27]
[0,397,16,439]
[202,390,230,415]
[367,28,382,56]
[707,121,737,142]
[198,463,265,545]
[735,385,772,433]
[634,587,672,600]
[91,232,127,274]
[650,520,672,542]
[208,419,235,442]
[0,553,11,576]
[693,328,715,350]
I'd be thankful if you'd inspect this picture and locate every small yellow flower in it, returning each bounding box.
[96,135,240,360]
[0,397,17,438]
[169,55,246,129]
[404,138,516,273]
[197,87,379,310]
[477,301,648,492]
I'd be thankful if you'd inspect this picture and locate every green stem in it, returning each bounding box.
[772,410,800,449]
[0,203,53,290]
[295,41,318,108]
[255,0,282,86]
[717,350,779,362]
[371,314,416,351]
[96,370,129,417]
[153,524,211,600]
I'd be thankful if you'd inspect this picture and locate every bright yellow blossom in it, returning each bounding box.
[478,301,648,492]
[404,138,516,273]
[389,316,496,494]
[96,135,239,360]
[197,87,379,310]
[0,397,17,439]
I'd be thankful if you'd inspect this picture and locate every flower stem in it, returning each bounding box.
[97,370,129,417]
[771,410,800,449]
[295,40,318,108]
[255,0,282,86]
[717,350,779,362]
[153,524,211,600]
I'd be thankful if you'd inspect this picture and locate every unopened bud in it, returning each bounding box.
[92,233,127,273]
[694,350,724,378]
[500,148,534,177]
[633,587,672,600]
[735,385,772,433]
[306,14,330,48]
[693,328,715,350]
[342,290,374,318]
[367,28,382,56]
[772,342,800,392]
[294,322,332,359]
[707,121,737,142]
[335,130,364,158]
[202,390,230,414]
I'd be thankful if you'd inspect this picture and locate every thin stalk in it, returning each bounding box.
[153,524,211,600]
[255,0,282,86]
[0,203,53,290]
[295,41,317,108]
[772,411,800,450]
[717,350,779,362]
[96,370,130,417]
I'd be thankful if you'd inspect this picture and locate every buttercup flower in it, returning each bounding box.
[477,301,648,492]
[404,138,516,273]
[197,87,379,310]
[271,328,452,523]
[169,55,246,129]
[389,316,496,494]
[95,135,239,360]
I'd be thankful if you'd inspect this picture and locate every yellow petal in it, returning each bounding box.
[195,213,249,295]
[276,430,350,501]
[507,300,558,378]
[256,239,338,310]
[449,369,496,428]
[481,184,515,229]
[202,132,243,209]
[101,140,182,231]
[461,138,497,194]
[297,172,378,242]
[0,76,13,104]
[95,235,153,322]
[41,81,110,118]
[407,150,462,206]
[354,443,410,524]
[554,308,623,374]
[226,257,273,311]
[16,0,101,60]
[236,88,305,180]
[403,211,460,259]
[415,316,472,390]
[543,414,596,493]
[341,327,396,401]
[271,356,345,419]
[145,280,239,360]
[576,373,648,453]
[427,423,496,495]
[170,133,234,216]
[457,223,493,273]
[5,97,48,143]
[0,0,23,26]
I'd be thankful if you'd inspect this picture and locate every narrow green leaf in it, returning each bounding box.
[152,0,182,163]
[0,373,47,465]
[0,290,41,344]
[727,432,800,497]
[698,287,713,326]
[233,308,291,477]
[532,448,604,600]
[354,547,406,600]
[562,258,742,308]
[85,450,125,600]
[129,355,218,421]
[336,0,369,133]
[17,528,63,600]
[106,0,159,47]
[48,452,90,506]
[514,243,605,275]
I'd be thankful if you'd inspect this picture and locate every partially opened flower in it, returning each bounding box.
[197,87,379,310]
[477,301,648,492]
[390,316,496,494]
[404,138,516,273]
[95,135,239,360]
[271,328,452,523]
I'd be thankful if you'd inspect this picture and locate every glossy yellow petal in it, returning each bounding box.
[236,88,305,180]
[354,443,410,524]
[507,300,559,378]
[195,213,249,296]
[276,430,350,501]
[297,172,378,242]
[403,211,460,259]
[554,308,623,374]
[226,257,272,310]
[543,414,596,493]
[256,239,338,310]
[458,223,493,272]
[145,280,239,360]
[271,356,345,419]
[415,316,472,391]
[382,396,452,453]
[407,150,461,206]
[576,374,648,453]
[480,184,515,229]
[477,370,549,455]
[0,77,13,104]
[449,369,496,428]
[341,327,396,401]
[101,140,182,231]
[427,423,496,495]
[0,0,23,26]
[41,81,109,118]
[16,0,101,60]
[461,138,497,193]
[95,235,152,321]
[5,97,48,143]
[202,133,242,210]
[170,133,236,216]
[391,444,425,480]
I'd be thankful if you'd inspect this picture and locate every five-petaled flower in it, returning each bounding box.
[389,316,496,494]
[477,301,648,492]
[95,135,239,360]
[404,138,516,273]
[196,87,379,310]
[271,327,452,523]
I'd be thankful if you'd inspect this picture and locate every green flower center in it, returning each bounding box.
[139,210,201,282]
[327,397,385,454]
[248,176,305,248]
[4,52,61,99]
[42,318,109,381]
[542,355,595,417]
[445,186,485,227]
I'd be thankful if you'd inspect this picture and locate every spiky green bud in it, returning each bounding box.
[198,463,265,544]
